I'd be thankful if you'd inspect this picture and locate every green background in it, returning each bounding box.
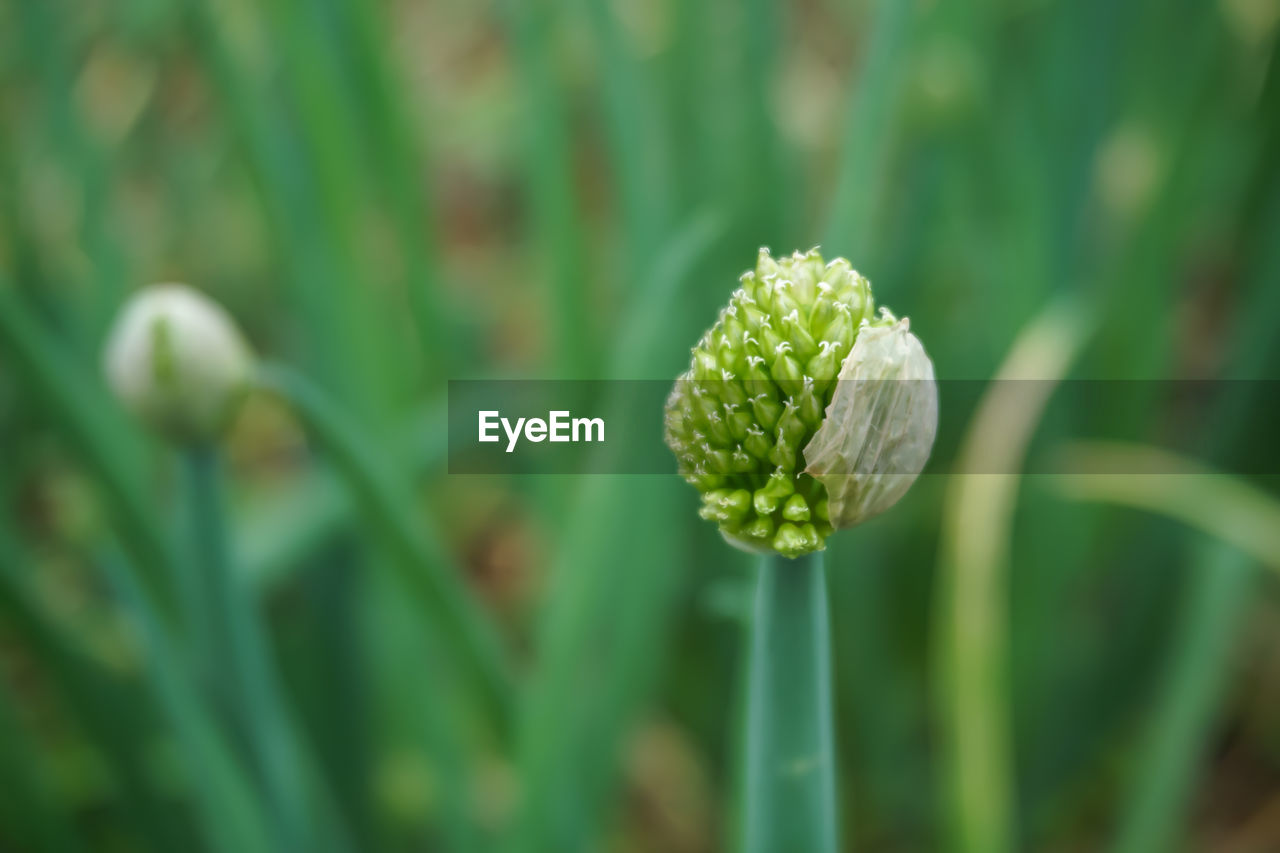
[2,0,1279,850]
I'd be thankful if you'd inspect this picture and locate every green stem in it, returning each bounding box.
[180,447,311,852]
[180,449,221,693]
[742,551,839,853]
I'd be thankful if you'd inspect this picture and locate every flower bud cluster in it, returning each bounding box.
[664,247,882,558]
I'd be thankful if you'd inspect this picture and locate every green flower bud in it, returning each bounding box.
[103,283,254,445]
[664,248,936,558]
[782,493,811,522]
[753,469,795,517]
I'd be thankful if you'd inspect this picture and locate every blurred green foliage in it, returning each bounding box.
[1,0,1279,850]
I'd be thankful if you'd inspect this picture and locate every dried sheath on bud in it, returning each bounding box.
[803,317,937,529]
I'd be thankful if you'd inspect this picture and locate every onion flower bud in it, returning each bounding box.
[103,283,253,445]
[664,248,937,558]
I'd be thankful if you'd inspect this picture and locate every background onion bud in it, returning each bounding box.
[664,248,936,558]
[103,283,254,445]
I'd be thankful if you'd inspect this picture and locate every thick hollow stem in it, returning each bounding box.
[742,551,839,853]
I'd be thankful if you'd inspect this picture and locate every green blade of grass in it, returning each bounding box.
[740,0,787,245]
[1048,443,1280,853]
[12,0,128,346]
[0,284,172,611]
[0,285,349,853]
[172,9,429,825]
[1050,444,1280,574]
[605,211,726,376]
[180,0,406,416]
[740,551,839,853]
[0,675,85,853]
[1108,542,1254,853]
[509,212,724,851]
[254,364,513,738]
[254,366,497,847]
[237,471,348,590]
[253,0,407,413]
[0,286,283,851]
[327,0,460,371]
[934,298,1091,853]
[97,548,276,853]
[1103,79,1280,850]
[580,0,670,273]
[663,0,786,247]
[239,402,448,590]
[498,0,590,374]
[361,558,480,851]
[0,525,191,851]
[821,0,914,260]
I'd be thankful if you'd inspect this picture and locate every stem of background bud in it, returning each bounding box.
[180,446,309,852]
[741,551,839,853]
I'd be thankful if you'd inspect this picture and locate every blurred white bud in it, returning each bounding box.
[103,283,253,445]
[802,317,937,529]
